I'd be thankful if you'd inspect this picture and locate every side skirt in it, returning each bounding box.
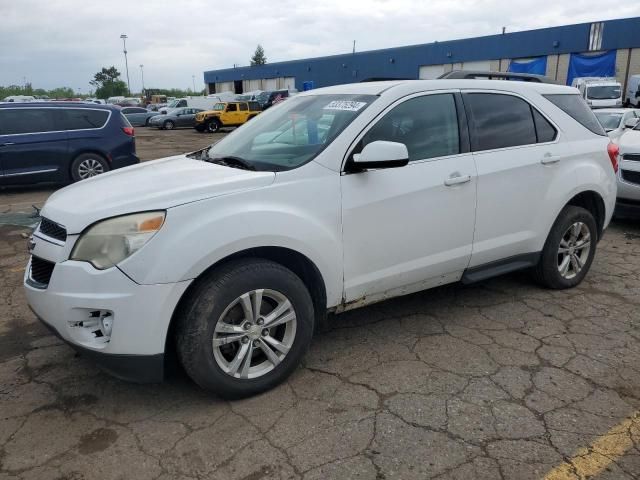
[461,252,541,285]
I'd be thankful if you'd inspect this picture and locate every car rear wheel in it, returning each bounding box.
[71,153,109,182]
[145,117,151,126]
[533,206,597,289]
[207,119,221,133]
[163,120,175,130]
[176,259,315,398]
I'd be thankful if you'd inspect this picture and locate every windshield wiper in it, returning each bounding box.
[206,155,256,171]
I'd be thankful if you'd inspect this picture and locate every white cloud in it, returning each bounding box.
[1,0,639,91]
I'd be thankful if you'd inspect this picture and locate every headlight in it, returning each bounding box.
[71,211,165,269]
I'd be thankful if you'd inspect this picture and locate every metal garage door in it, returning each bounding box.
[460,60,491,71]
[419,65,445,79]
[279,77,296,90]
[215,81,234,93]
[263,78,278,90]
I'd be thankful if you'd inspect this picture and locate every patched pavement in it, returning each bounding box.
[1,219,639,480]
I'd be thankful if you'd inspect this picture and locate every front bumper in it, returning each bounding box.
[24,249,191,382]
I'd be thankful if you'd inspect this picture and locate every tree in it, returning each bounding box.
[90,66,128,99]
[250,45,267,66]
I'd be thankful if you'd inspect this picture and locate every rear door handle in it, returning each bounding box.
[541,153,560,165]
[444,174,472,186]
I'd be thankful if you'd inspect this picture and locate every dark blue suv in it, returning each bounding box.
[0,102,139,185]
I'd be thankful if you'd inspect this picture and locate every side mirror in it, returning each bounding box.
[352,141,409,170]
[624,117,639,129]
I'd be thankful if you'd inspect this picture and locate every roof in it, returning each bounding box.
[0,102,118,110]
[298,79,576,97]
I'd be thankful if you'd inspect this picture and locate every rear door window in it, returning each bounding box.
[59,109,109,130]
[464,93,536,151]
[543,94,606,136]
[0,108,58,135]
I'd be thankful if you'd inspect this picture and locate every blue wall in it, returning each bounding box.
[204,17,640,91]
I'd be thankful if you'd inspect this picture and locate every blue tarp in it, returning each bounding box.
[566,50,616,86]
[508,57,548,76]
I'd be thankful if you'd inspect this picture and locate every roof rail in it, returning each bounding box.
[437,70,557,84]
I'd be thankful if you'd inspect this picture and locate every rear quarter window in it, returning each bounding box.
[59,109,110,130]
[543,94,606,136]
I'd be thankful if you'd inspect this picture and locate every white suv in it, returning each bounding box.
[25,80,618,398]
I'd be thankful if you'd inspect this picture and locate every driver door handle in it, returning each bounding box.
[444,174,472,187]
[1,142,15,147]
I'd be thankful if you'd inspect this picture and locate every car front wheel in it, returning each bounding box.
[176,259,315,398]
[207,119,221,133]
[533,205,597,289]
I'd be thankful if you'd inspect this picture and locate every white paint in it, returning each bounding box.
[25,78,617,361]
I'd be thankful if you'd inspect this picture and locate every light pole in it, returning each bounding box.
[140,64,145,95]
[192,75,196,94]
[120,34,131,95]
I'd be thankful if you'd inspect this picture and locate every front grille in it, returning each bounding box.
[621,169,640,185]
[38,218,67,242]
[30,256,55,286]
[623,153,640,162]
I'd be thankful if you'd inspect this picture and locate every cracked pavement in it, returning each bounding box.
[1,130,640,479]
[2,220,639,479]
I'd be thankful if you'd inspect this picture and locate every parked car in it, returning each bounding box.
[0,102,138,185]
[122,106,158,126]
[625,74,640,107]
[24,80,616,398]
[256,90,291,109]
[194,101,262,133]
[571,77,623,108]
[593,108,640,140]
[2,95,36,103]
[159,97,222,114]
[613,122,640,216]
[148,107,204,130]
[84,98,106,105]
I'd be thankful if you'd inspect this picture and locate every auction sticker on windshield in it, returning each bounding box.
[323,100,367,112]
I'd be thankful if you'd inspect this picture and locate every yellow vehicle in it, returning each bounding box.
[150,94,167,104]
[194,101,262,133]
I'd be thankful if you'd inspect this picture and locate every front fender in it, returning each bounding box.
[118,163,343,307]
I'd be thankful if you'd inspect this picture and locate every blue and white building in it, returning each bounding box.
[204,17,640,97]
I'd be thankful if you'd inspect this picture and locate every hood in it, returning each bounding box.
[41,154,275,233]
[618,130,640,152]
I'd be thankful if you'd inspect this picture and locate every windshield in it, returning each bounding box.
[594,112,623,130]
[205,94,376,171]
[213,103,225,111]
[587,85,621,100]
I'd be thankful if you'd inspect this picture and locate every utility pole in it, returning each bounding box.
[192,75,196,93]
[120,34,131,95]
[140,64,145,94]
[353,40,356,54]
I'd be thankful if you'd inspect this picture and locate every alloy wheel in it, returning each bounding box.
[212,289,297,379]
[557,222,591,279]
[77,158,104,179]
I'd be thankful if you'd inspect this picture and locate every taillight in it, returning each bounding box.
[122,126,135,136]
[607,142,619,173]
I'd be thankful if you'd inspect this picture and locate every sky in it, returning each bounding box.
[1,0,640,93]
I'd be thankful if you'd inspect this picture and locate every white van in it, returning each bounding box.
[625,74,640,107]
[106,96,126,105]
[159,96,230,114]
[2,95,36,103]
[571,77,623,108]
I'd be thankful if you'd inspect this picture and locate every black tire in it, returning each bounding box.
[207,119,221,133]
[70,153,110,182]
[144,117,151,126]
[163,120,175,130]
[194,125,206,133]
[533,206,597,289]
[176,259,315,399]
